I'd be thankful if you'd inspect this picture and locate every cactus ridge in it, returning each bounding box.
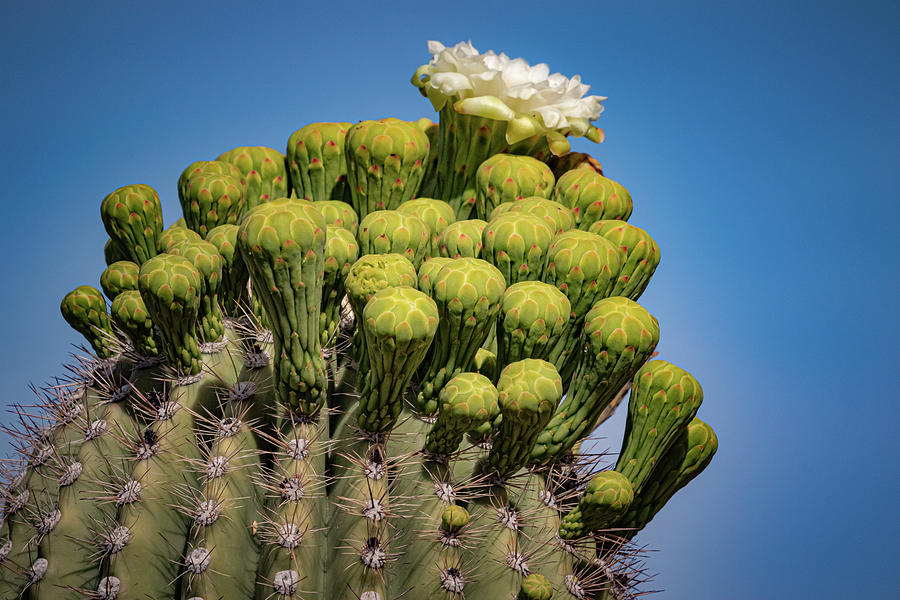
[8,49,717,599]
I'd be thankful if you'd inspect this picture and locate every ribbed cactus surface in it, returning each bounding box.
[0,42,716,600]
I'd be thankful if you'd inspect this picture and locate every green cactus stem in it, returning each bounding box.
[414,117,440,197]
[315,199,359,235]
[205,224,251,317]
[552,169,633,230]
[286,122,353,202]
[416,257,506,415]
[110,290,158,357]
[396,197,457,258]
[166,239,226,344]
[60,285,116,358]
[345,118,431,219]
[589,220,661,301]
[99,261,140,302]
[100,184,163,265]
[178,171,245,238]
[474,154,555,221]
[357,209,431,269]
[615,360,704,494]
[217,146,289,215]
[482,212,554,286]
[137,253,203,375]
[532,297,660,464]
[558,471,634,539]
[238,198,328,415]
[437,218,486,259]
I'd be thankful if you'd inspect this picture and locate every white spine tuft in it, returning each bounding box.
[277,523,303,549]
[59,461,83,486]
[273,570,299,596]
[218,417,242,438]
[185,547,211,574]
[85,418,108,440]
[116,479,142,505]
[0,540,12,561]
[280,476,304,501]
[38,509,62,536]
[205,456,229,480]
[228,380,258,402]
[360,592,381,600]
[97,576,121,600]
[440,567,465,593]
[287,438,311,461]
[103,526,131,554]
[506,552,530,575]
[28,557,48,583]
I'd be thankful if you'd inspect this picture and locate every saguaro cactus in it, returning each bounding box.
[0,41,716,600]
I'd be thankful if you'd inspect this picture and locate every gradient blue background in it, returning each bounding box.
[2,1,898,598]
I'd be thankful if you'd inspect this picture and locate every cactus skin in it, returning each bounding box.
[100,184,163,265]
[286,122,353,203]
[345,118,431,219]
[11,49,716,597]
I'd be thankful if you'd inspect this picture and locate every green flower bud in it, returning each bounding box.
[438,219,486,259]
[110,290,157,357]
[474,153,555,220]
[559,471,633,539]
[100,184,163,265]
[552,169,633,230]
[425,372,500,455]
[589,220,661,301]
[397,197,456,257]
[286,122,352,203]
[100,261,140,302]
[357,210,430,269]
[60,285,115,358]
[217,146,289,215]
[482,213,553,285]
[315,200,359,235]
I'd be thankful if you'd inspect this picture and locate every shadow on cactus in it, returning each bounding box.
[0,41,716,600]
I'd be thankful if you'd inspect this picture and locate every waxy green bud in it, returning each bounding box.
[518,573,554,600]
[496,281,571,371]
[505,197,575,235]
[533,297,659,463]
[438,219,486,259]
[552,169,633,230]
[321,226,360,345]
[177,160,246,209]
[217,146,289,215]
[315,200,359,235]
[100,261,140,302]
[60,285,115,358]
[157,225,201,253]
[558,471,633,539]
[286,122,353,203]
[474,154,555,221]
[110,290,157,357]
[397,197,456,258]
[440,504,470,534]
[357,210,430,269]
[425,372,500,456]
[359,286,439,431]
[104,238,129,266]
[166,240,225,343]
[100,184,163,265]
[345,118,430,219]
[589,220,661,301]
[138,254,203,374]
[482,213,553,285]
[206,224,249,317]
[617,417,718,533]
[616,360,704,494]
[238,199,327,414]
[178,173,244,238]
[486,359,562,478]
[416,258,506,415]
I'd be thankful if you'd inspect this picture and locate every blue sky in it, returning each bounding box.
[2,1,898,598]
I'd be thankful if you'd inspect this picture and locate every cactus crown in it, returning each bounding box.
[3,41,716,600]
